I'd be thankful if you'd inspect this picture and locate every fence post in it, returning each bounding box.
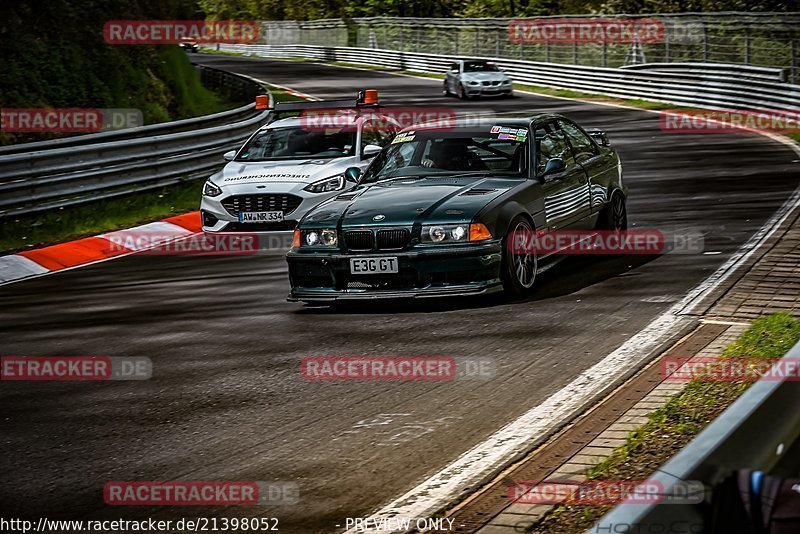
[664,23,670,63]
[573,41,578,64]
[792,40,798,85]
[603,40,608,67]
[496,28,500,57]
[702,23,708,62]
[744,23,751,65]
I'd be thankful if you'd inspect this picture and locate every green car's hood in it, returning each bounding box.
[302,175,516,227]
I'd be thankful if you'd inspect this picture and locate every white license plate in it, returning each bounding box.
[349,257,399,275]
[238,211,284,223]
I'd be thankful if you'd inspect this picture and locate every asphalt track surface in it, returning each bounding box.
[1,55,799,533]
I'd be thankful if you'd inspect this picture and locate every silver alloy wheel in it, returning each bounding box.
[512,220,536,288]
[612,194,628,231]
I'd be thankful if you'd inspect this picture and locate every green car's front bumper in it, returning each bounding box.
[286,240,503,302]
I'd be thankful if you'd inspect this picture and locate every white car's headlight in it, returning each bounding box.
[301,228,338,247]
[203,181,222,197]
[304,174,346,194]
[467,80,480,86]
[421,224,469,243]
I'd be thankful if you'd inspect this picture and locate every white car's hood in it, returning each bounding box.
[462,72,509,83]
[216,158,348,187]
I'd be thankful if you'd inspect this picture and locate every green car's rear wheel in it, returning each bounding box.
[596,191,627,231]
[501,216,537,297]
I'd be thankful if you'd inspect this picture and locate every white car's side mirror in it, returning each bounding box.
[223,150,236,161]
[362,144,382,159]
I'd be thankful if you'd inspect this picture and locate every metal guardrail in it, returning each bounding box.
[0,66,270,219]
[216,44,800,110]
[594,340,800,533]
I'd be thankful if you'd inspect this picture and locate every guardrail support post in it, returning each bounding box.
[702,25,708,62]
[744,24,751,65]
[792,40,798,84]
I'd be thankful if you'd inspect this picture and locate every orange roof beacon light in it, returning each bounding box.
[358,89,379,106]
[255,94,270,110]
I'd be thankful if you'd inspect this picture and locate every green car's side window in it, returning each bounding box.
[535,122,574,175]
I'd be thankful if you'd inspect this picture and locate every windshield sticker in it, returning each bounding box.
[392,131,416,144]
[491,126,528,138]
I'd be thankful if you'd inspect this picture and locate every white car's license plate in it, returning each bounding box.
[238,211,284,223]
[349,257,399,275]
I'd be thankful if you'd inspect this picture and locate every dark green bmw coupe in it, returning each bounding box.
[286,114,626,303]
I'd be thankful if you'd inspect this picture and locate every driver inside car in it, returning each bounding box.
[421,138,488,171]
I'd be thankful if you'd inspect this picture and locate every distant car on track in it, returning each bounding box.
[286,115,625,304]
[443,59,513,99]
[179,38,199,52]
[201,91,400,234]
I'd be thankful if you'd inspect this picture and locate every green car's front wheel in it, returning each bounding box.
[501,216,537,297]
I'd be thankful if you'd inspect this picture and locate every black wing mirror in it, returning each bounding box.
[541,158,566,180]
[344,167,362,183]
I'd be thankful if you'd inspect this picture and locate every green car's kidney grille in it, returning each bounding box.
[376,229,409,250]
[344,230,374,251]
[343,229,410,251]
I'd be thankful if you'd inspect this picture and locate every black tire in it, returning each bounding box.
[596,191,628,231]
[501,216,538,297]
[456,83,469,100]
[442,80,451,96]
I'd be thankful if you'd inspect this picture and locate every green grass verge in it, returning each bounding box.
[530,312,800,533]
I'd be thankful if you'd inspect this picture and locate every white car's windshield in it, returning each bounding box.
[236,126,356,161]
[361,131,528,183]
[463,61,500,72]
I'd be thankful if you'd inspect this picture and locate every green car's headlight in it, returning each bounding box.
[302,228,338,247]
[304,174,345,194]
[422,224,469,244]
[203,180,222,197]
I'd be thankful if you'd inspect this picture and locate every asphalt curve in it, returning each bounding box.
[1,55,798,533]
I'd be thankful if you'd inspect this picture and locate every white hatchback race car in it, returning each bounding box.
[201,92,399,234]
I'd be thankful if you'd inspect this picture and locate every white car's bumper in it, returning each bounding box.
[200,181,354,233]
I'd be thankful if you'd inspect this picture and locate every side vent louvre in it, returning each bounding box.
[460,188,497,196]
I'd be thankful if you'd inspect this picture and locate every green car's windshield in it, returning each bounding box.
[361,130,529,183]
[236,126,356,161]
